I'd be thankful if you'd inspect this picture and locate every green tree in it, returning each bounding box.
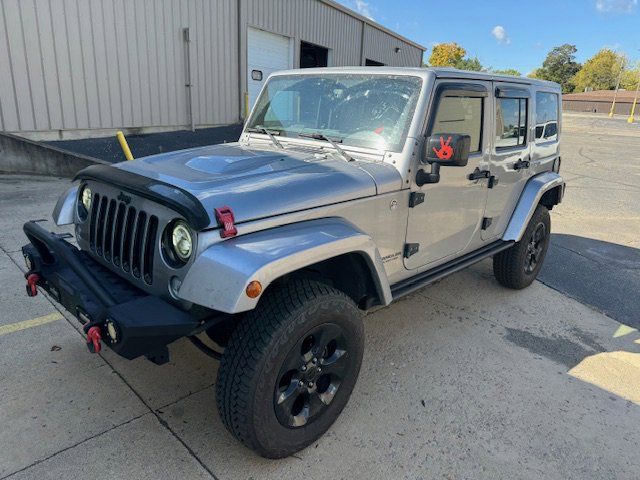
[572,49,625,92]
[493,68,522,76]
[621,63,640,90]
[455,56,484,71]
[535,44,581,92]
[527,68,548,79]
[429,42,466,67]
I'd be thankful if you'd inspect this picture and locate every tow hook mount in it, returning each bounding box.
[25,273,40,297]
[86,326,102,354]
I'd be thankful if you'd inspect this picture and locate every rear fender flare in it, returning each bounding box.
[503,172,565,242]
[178,218,392,313]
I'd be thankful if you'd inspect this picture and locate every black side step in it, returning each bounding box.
[391,240,514,300]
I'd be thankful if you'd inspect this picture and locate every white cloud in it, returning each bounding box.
[354,0,374,20]
[596,0,638,12]
[491,25,510,45]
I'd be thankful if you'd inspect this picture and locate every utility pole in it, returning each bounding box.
[609,56,626,117]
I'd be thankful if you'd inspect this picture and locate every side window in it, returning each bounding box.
[430,95,483,153]
[535,92,559,142]
[495,97,527,149]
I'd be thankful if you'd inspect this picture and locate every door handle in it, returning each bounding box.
[513,158,530,170]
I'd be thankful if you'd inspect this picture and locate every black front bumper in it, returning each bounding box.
[22,221,200,363]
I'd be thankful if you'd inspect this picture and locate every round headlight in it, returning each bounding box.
[81,186,92,211]
[171,221,193,261]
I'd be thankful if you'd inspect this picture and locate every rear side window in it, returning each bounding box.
[430,96,483,153]
[496,97,527,149]
[535,92,559,142]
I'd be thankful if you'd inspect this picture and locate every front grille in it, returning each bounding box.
[89,193,159,285]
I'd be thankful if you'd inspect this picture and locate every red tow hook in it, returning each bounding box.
[26,273,40,297]
[86,326,102,354]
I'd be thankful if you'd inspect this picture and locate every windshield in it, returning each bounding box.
[247,74,423,152]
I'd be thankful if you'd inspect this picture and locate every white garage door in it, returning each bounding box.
[247,28,293,111]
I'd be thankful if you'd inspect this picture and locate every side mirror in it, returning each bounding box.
[423,134,471,167]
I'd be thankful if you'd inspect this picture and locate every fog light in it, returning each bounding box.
[105,319,119,343]
[23,254,33,271]
[169,276,182,298]
[246,280,262,299]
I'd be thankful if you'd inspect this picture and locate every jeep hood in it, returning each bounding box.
[114,142,401,228]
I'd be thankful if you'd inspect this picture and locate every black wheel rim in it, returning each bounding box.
[274,323,349,428]
[524,222,546,274]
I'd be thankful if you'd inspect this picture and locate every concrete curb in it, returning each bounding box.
[0,132,109,178]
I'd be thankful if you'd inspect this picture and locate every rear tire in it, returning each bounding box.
[493,204,551,289]
[215,279,364,458]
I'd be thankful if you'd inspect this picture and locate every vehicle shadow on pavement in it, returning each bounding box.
[540,233,640,329]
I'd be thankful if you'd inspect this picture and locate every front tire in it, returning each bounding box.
[215,279,364,458]
[493,204,551,289]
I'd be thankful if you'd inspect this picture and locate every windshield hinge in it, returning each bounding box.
[409,192,425,208]
[404,243,420,258]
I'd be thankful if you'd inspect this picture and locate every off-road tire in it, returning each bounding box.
[215,279,364,458]
[493,204,551,289]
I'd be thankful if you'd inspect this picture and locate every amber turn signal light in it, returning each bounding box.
[246,280,262,298]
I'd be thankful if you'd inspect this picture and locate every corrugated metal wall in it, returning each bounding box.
[362,24,422,67]
[0,0,239,134]
[0,0,424,136]
[241,0,362,67]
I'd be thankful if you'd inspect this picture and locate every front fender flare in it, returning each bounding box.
[178,218,392,314]
[503,172,565,242]
[52,184,79,226]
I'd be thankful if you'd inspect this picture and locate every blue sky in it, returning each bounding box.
[338,0,640,73]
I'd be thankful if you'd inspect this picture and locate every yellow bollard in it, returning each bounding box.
[628,102,637,123]
[628,78,639,124]
[116,131,134,161]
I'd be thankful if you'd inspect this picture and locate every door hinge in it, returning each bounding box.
[481,217,493,230]
[488,176,498,188]
[404,243,420,258]
[468,167,491,181]
[409,192,425,208]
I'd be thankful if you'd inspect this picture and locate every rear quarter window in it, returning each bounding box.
[495,97,527,149]
[535,92,559,143]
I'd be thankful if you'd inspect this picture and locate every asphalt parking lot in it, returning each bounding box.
[1,112,639,479]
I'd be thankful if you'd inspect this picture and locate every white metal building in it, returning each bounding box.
[0,0,425,140]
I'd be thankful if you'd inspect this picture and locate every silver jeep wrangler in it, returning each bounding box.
[22,67,564,458]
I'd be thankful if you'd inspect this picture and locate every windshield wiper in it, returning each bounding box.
[246,126,284,149]
[298,132,354,162]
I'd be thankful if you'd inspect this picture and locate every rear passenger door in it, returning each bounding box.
[481,83,533,240]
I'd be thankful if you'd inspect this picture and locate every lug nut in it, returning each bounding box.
[312,357,318,365]
[308,382,314,388]
[298,380,304,387]
[301,365,307,371]
[317,367,322,373]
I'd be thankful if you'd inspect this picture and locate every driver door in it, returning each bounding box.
[404,80,491,270]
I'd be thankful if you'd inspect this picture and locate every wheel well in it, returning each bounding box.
[539,185,563,210]
[273,252,382,310]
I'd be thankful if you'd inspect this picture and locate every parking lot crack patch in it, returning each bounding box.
[0,413,150,480]
[154,382,216,412]
[97,356,221,480]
